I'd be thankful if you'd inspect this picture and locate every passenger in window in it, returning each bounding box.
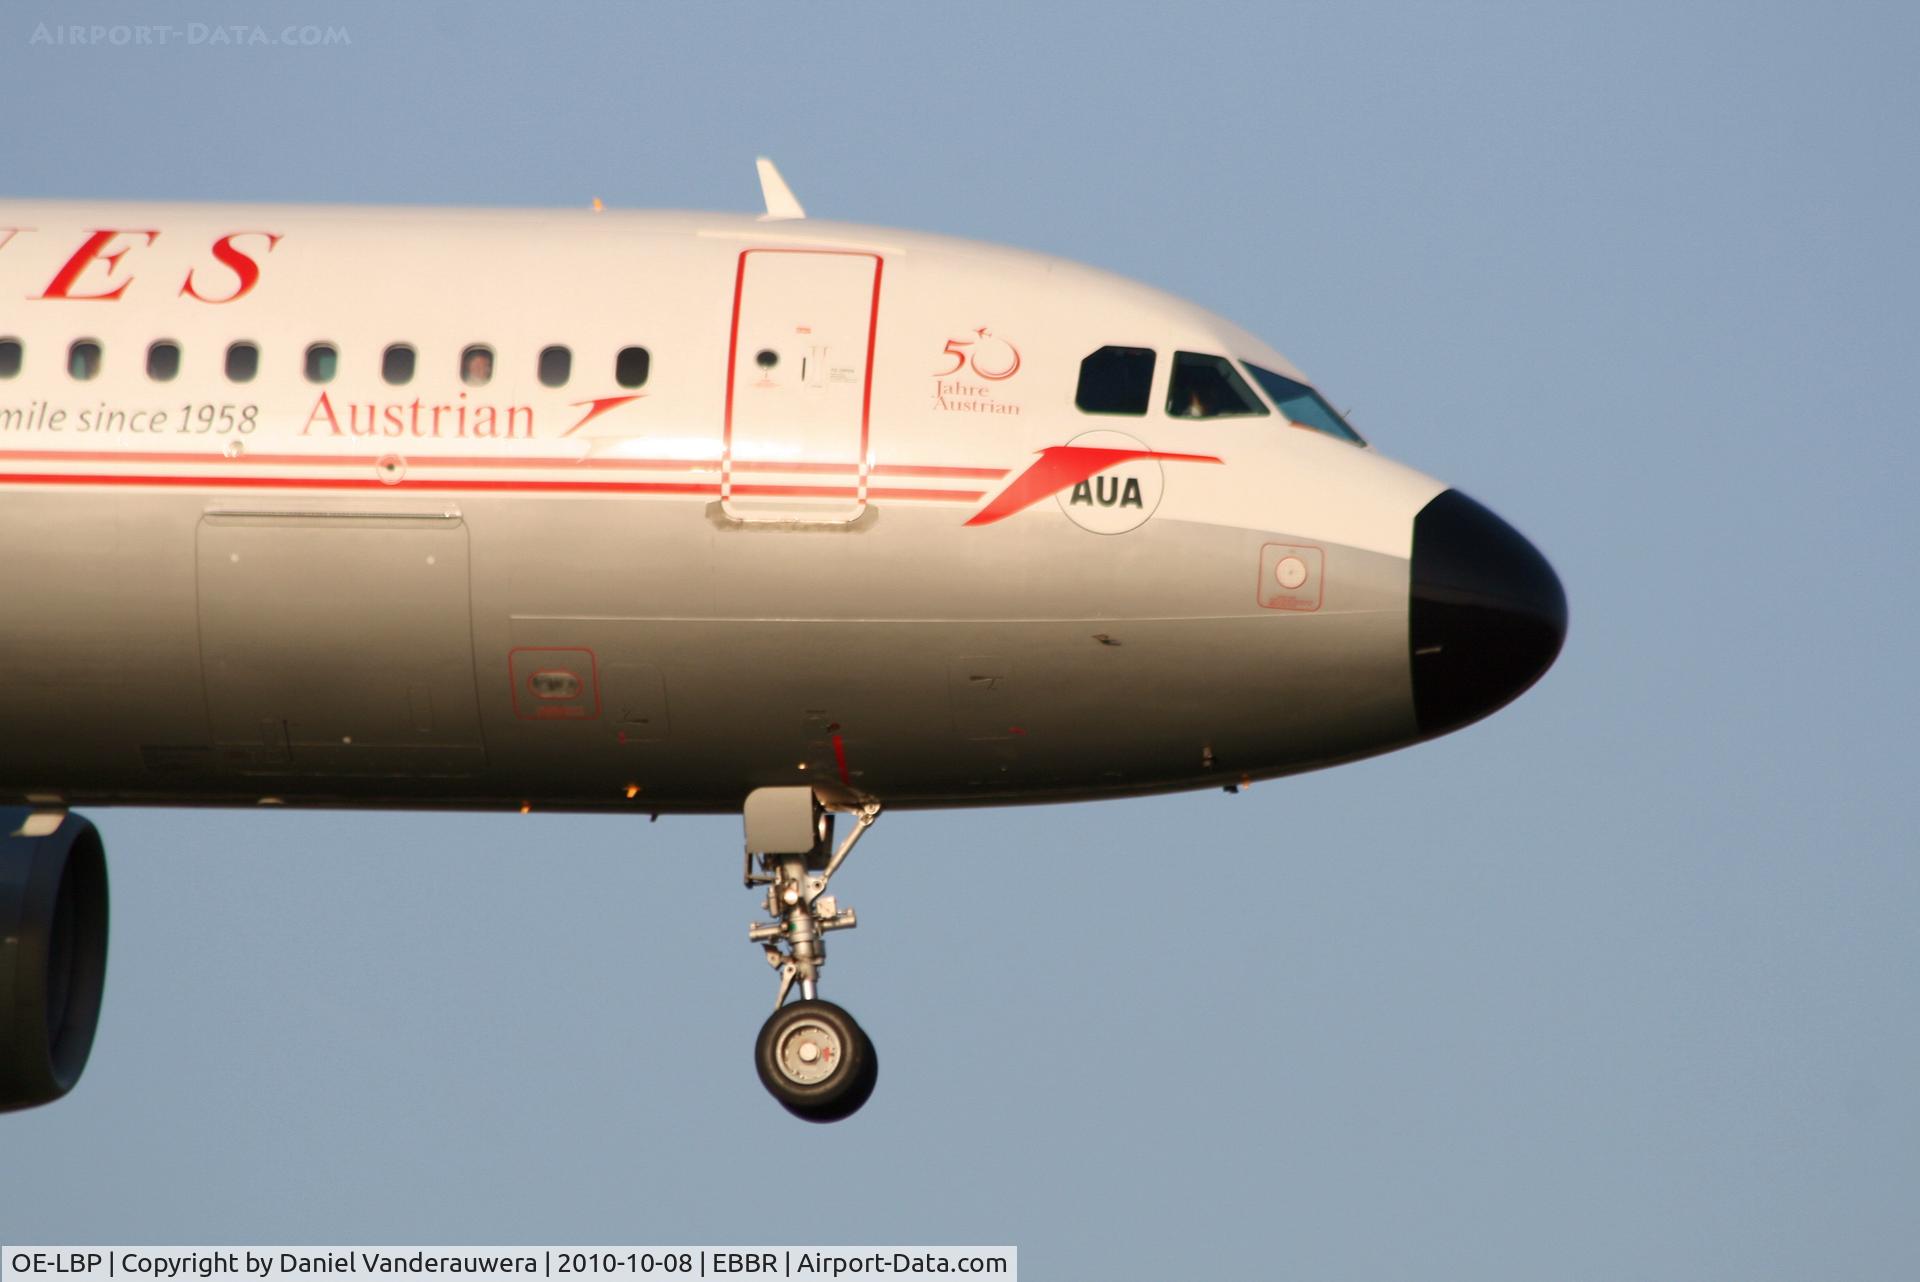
[69,341,101,380]
[463,346,493,387]
[305,344,338,384]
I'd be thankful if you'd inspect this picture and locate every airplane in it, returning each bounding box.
[0,161,1565,1122]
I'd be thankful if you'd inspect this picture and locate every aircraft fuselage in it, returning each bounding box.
[0,202,1562,813]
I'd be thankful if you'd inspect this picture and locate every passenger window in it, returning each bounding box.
[148,341,181,382]
[69,340,102,381]
[1241,362,1366,445]
[305,343,338,384]
[383,344,415,385]
[226,342,259,383]
[1075,345,1156,415]
[0,338,23,379]
[1166,352,1268,419]
[615,346,650,389]
[539,345,571,388]
[461,345,493,387]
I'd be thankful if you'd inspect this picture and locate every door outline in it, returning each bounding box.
[721,248,884,521]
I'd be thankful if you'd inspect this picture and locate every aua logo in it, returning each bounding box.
[1055,429,1164,534]
[964,431,1220,531]
[1071,474,1146,509]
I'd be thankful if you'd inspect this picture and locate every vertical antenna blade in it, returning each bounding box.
[756,157,807,221]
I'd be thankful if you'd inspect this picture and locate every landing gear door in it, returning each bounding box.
[722,249,882,523]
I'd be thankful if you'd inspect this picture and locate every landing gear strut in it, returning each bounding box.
[743,787,880,1122]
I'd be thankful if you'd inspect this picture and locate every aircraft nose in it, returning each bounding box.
[1409,489,1567,736]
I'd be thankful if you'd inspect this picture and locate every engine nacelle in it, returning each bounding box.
[0,809,109,1112]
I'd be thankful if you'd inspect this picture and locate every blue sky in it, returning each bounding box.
[3,3,1916,1278]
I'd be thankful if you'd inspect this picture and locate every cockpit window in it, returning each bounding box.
[1075,345,1156,415]
[1242,363,1366,445]
[1167,352,1268,419]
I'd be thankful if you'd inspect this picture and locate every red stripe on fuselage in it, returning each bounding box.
[0,470,985,502]
[0,448,1004,478]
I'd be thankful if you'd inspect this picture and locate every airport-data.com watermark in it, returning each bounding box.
[28,21,350,49]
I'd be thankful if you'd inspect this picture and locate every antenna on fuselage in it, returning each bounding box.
[756,157,806,221]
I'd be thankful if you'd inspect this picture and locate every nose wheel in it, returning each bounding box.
[742,788,883,1122]
[754,999,878,1122]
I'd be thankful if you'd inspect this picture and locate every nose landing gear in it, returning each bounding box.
[742,787,881,1122]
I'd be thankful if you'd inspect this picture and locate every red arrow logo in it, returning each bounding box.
[965,445,1221,527]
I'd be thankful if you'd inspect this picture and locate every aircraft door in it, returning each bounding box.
[722,249,882,523]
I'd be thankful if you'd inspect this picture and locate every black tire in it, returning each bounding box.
[836,1034,879,1118]
[754,998,877,1122]
[0,810,110,1112]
